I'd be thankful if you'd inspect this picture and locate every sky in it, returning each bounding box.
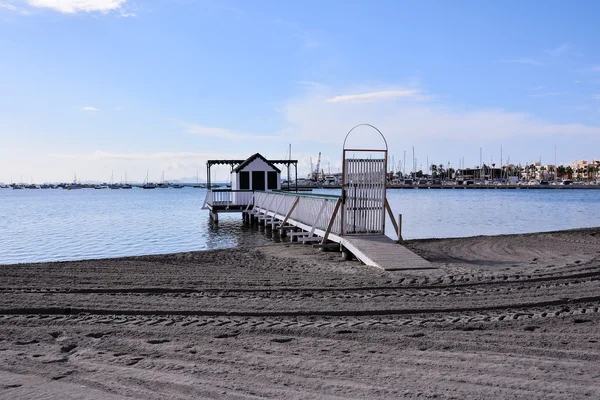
[1,0,600,183]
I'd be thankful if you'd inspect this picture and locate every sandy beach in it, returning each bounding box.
[1,227,600,399]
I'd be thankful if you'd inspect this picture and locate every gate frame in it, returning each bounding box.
[341,124,388,236]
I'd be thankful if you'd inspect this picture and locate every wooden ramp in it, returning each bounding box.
[340,235,434,271]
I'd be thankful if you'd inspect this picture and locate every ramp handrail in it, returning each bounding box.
[253,191,342,235]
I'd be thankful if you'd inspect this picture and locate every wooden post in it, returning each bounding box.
[384,198,400,242]
[397,213,403,243]
[321,198,342,244]
[279,196,300,237]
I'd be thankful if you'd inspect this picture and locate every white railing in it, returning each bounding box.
[252,191,342,235]
[203,190,254,209]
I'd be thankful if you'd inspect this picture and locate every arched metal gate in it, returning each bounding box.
[341,124,388,236]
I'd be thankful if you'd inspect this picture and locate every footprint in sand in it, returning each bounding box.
[1,384,23,389]
[60,344,77,353]
[271,337,293,343]
[14,339,39,345]
[85,332,111,339]
[147,339,171,344]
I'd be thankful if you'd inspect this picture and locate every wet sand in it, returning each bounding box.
[1,228,600,399]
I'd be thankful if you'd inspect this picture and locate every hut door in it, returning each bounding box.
[252,171,265,191]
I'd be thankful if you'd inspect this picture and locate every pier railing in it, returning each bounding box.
[252,191,342,236]
[203,189,254,209]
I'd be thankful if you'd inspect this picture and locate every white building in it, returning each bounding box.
[231,153,281,191]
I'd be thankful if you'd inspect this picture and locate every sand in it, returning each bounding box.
[1,227,600,399]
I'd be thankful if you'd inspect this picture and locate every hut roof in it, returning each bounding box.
[233,153,281,173]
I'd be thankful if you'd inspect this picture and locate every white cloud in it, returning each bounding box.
[82,106,99,113]
[1,1,30,14]
[327,89,424,104]
[544,44,570,56]
[0,2,17,11]
[25,0,126,14]
[592,94,600,100]
[281,86,600,148]
[503,58,545,66]
[185,124,281,141]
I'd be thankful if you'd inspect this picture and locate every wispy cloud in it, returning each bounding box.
[544,44,570,56]
[327,89,426,104]
[0,2,17,11]
[529,91,568,98]
[82,106,99,113]
[25,0,126,14]
[185,124,281,141]
[0,1,31,14]
[281,85,600,147]
[592,94,600,101]
[583,65,600,73]
[503,58,545,66]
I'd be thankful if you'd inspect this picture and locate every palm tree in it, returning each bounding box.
[430,164,438,178]
[539,166,547,180]
[530,164,538,180]
[589,165,598,182]
[566,166,574,179]
[557,165,566,180]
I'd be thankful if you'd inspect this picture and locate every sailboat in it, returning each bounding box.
[142,170,156,189]
[121,171,132,189]
[157,171,168,188]
[109,171,120,189]
[67,174,82,190]
[193,170,204,188]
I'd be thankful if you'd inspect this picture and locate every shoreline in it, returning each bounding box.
[1,227,600,398]
[3,225,600,267]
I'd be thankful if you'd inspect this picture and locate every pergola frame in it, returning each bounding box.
[206,159,299,191]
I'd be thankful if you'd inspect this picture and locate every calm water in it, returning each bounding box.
[1,187,600,264]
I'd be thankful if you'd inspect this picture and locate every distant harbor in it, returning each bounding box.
[3,177,600,191]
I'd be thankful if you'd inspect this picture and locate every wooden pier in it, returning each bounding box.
[239,190,431,271]
[203,125,433,271]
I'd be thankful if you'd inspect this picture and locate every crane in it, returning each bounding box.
[314,152,321,181]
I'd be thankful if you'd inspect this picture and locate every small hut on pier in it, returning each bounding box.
[231,153,281,191]
[202,153,298,221]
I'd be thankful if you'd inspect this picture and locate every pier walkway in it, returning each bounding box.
[241,190,432,271]
[341,235,433,271]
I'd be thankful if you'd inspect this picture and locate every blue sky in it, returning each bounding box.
[1,0,599,183]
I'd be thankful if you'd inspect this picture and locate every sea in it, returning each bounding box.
[1,187,600,265]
